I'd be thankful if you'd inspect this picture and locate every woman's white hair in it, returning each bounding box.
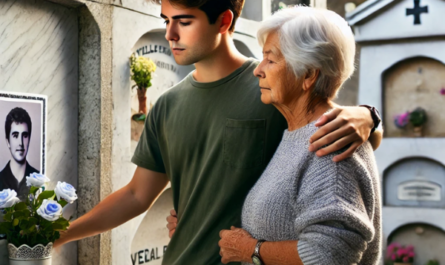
[257,6,356,100]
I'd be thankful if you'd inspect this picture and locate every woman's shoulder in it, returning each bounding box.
[307,140,376,176]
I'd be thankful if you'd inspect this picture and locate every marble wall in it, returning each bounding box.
[0,0,79,264]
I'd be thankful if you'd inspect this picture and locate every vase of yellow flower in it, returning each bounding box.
[129,54,157,121]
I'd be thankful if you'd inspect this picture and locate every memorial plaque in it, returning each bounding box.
[398,180,441,201]
[385,158,445,208]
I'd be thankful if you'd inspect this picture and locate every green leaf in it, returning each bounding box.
[0,222,12,234]
[12,219,19,226]
[13,211,24,219]
[30,186,39,195]
[4,212,12,221]
[14,202,27,211]
[54,218,69,226]
[52,223,65,231]
[28,217,38,226]
[58,200,68,208]
[19,220,29,230]
[37,191,55,201]
[21,209,30,218]
[27,225,36,233]
[39,219,52,229]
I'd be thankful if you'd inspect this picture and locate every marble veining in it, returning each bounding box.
[0,0,78,264]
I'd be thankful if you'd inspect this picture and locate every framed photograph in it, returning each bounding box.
[0,92,47,200]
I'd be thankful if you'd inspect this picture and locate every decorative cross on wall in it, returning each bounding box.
[406,0,428,25]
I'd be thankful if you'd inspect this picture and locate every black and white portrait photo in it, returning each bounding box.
[0,92,46,200]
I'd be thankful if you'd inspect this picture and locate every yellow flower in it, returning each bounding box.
[132,56,156,74]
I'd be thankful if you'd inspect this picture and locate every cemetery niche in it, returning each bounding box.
[383,57,445,138]
[384,157,445,208]
[347,0,445,264]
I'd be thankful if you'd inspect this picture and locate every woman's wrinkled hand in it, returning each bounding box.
[218,226,257,264]
[309,106,374,162]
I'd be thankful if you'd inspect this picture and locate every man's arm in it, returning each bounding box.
[309,105,383,162]
[54,167,169,248]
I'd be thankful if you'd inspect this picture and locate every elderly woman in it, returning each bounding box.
[218,6,381,265]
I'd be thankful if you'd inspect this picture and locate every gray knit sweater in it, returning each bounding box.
[241,122,382,265]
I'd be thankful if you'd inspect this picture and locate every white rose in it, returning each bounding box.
[0,189,21,208]
[26,173,50,188]
[37,199,62,221]
[54,181,78,204]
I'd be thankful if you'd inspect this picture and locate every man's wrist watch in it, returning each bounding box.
[360,104,382,134]
[251,240,265,265]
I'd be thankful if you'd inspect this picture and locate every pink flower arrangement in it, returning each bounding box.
[394,112,410,128]
[386,242,415,263]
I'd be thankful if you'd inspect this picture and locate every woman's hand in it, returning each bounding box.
[166,209,177,238]
[219,226,257,264]
[309,105,376,162]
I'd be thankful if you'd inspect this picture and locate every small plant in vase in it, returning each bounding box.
[409,107,427,137]
[0,173,77,265]
[386,242,415,265]
[394,107,427,137]
[129,53,157,122]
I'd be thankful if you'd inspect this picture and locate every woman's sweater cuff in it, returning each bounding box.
[297,240,326,265]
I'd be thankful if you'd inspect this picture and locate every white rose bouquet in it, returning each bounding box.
[0,174,76,247]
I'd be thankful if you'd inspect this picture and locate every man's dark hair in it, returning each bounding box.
[5,107,32,141]
[153,0,245,32]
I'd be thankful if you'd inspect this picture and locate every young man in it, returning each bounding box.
[0,107,39,201]
[55,1,382,264]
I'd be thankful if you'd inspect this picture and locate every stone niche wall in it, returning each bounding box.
[130,189,173,265]
[383,57,445,138]
[0,0,79,264]
[388,223,445,265]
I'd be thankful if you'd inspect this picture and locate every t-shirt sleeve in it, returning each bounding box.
[294,145,377,265]
[131,103,166,174]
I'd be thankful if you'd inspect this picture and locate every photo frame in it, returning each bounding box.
[0,92,47,199]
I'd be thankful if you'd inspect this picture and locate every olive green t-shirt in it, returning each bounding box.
[132,59,287,265]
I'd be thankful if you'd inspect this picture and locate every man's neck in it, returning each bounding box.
[192,36,248,83]
[9,159,27,183]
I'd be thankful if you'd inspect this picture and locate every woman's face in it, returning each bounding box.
[253,32,300,106]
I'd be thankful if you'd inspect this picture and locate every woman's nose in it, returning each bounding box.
[253,65,265,78]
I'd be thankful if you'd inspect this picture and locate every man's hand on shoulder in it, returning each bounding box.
[309,105,380,162]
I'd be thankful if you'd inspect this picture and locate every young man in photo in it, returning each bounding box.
[54,1,382,264]
[0,107,39,200]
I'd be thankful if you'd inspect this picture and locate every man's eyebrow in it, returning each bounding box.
[160,13,196,20]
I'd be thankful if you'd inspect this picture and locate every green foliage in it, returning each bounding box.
[409,107,427,127]
[426,260,439,265]
[129,54,157,89]
[0,189,70,247]
[132,113,146,122]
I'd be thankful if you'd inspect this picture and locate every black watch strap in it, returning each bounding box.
[251,240,265,265]
[360,104,381,134]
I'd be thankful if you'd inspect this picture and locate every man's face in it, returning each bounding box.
[6,122,30,164]
[161,0,221,65]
